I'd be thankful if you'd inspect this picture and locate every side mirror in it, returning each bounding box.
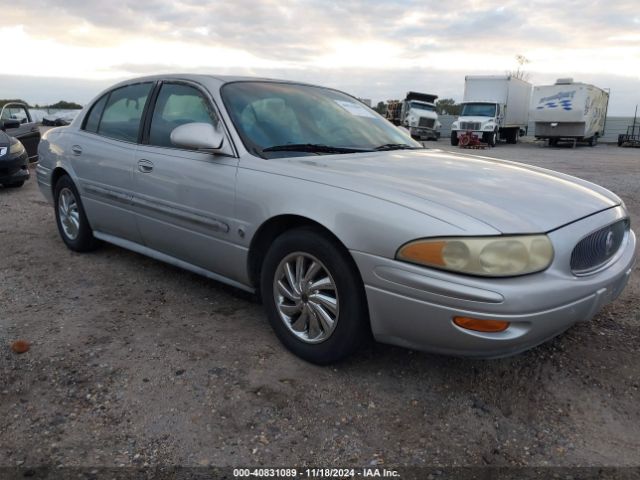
[0,119,21,131]
[170,122,224,151]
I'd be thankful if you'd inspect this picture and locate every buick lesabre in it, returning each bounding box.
[36,75,636,364]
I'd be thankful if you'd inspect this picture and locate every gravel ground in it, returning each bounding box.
[1,140,639,469]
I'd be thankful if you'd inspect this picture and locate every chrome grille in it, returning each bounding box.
[460,121,481,131]
[418,117,435,129]
[570,219,629,274]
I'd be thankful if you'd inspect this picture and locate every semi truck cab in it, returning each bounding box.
[451,102,504,146]
[402,99,441,141]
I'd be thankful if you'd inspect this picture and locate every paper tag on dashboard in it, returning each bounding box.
[333,100,377,118]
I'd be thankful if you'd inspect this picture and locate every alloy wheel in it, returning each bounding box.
[272,252,339,344]
[58,187,80,240]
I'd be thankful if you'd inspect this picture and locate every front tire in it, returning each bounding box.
[260,227,369,364]
[54,175,100,252]
[450,131,459,146]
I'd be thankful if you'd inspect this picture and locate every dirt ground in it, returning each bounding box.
[1,140,639,470]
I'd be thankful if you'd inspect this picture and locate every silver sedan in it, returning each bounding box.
[36,75,636,364]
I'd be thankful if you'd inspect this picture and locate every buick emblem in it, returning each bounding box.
[605,230,615,255]
[0,147,6,157]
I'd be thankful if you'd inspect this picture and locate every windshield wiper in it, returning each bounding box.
[262,143,371,154]
[374,143,422,151]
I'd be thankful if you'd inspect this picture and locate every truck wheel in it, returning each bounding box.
[450,132,459,146]
[483,132,497,147]
[589,134,598,147]
[3,181,25,188]
[506,129,518,144]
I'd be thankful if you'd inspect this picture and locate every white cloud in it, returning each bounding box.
[1,0,639,113]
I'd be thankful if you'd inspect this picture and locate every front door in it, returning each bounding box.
[132,82,242,281]
[1,104,40,160]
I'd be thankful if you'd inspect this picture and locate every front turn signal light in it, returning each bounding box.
[453,316,510,333]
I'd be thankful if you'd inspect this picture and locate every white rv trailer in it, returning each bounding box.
[531,79,609,146]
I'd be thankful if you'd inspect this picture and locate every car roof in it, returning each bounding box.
[108,74,317,90]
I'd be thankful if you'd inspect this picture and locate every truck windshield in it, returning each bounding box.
[221,82,421,158]
[461,103,496,117]
[409,102,435,112]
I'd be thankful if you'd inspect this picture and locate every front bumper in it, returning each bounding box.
[0,152,30,185]
[352,206,636,357]
[409,126,439,139]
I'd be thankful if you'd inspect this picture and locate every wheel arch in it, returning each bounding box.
[51,166,70,193]
[247,214,356,292]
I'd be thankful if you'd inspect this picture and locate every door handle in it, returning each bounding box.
[137,159,154,173]
[71,145,83,155]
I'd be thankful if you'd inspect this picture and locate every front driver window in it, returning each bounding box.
[149,83,218,148]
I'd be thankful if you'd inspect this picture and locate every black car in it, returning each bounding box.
[0,120,30,188]
[0,102,41,162]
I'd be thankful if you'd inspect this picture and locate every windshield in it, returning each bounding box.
[221,82,421,158]
[461,103,496,117]
[409,102,435,112]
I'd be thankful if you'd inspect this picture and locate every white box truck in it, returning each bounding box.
[451,75,532,147]
[385,92,441,141]
[531,79,609,147]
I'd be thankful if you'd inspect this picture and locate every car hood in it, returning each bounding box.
[409,109,437,119]
[456,116,494,125]
[276,149,620,233]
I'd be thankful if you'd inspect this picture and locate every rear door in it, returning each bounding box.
[1,104,40,160]
[132,81,242,280]
[69,82,154,243]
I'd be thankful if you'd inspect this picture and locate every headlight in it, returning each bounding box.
[452,122,459,129]
[9,139,25,156]
[483,123,495,130]
[396,235,554,277]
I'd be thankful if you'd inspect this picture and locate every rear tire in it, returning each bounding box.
[54,175,101,252]
[450,131,459,146]
[589,134,598,147]
[260,227,369,364]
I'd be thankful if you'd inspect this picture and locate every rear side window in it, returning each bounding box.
[83,94,108,133]
[149,83,217,148]
[98,83,153,142]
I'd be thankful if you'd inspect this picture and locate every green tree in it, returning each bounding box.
[0,99,31,108]
[435,98,461,115]
[373,101,387,115]
[47,100,83,109]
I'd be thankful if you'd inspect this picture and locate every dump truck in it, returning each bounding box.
[451,75,532,147]
[531,79,609,147]
[385,92,440,141]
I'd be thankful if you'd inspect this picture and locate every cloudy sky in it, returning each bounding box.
[1,0,639,114]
